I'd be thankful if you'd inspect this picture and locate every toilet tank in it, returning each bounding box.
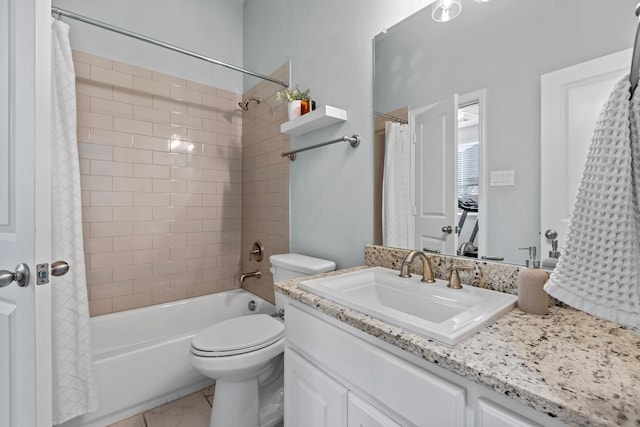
[269,253,336,283]
[270,254,336,315]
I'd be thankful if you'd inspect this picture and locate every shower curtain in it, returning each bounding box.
[382,122,413,248]
[51,17,99,424]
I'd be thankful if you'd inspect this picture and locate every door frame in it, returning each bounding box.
[35,0,53,424]
[458,89,487,259]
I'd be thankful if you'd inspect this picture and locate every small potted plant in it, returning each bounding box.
[277,85,311,120]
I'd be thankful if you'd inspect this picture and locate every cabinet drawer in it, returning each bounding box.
[286,303,465,427]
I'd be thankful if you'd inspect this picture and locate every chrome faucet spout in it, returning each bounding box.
[399,250,436,283]
[240,270,261,283]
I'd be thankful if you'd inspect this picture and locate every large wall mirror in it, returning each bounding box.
[373,0,636,265]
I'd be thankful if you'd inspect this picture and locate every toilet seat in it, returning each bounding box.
[191,314,284,357]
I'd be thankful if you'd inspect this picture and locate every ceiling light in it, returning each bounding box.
[432,0,462,23]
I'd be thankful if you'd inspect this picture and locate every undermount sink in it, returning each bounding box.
[298,267,517,346]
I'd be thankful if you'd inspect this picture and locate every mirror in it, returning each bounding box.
[373,0,636,264]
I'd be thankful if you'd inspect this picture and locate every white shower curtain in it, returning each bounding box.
[382,121,413,248]
[51,18,99,424]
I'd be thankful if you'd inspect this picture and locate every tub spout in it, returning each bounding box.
[240,270,261,283]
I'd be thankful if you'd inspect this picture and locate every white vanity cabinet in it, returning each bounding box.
[283,298,565,427]
[284,302,466,427]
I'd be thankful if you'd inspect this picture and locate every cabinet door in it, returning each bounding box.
[477,399,541,427]
[348,393,402,427]
[285,349,348,427]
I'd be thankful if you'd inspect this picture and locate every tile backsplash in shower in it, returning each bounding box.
[74,51,243,315]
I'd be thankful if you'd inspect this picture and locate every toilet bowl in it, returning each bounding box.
[190,253,335,427]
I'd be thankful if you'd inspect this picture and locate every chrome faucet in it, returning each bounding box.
[399,250,436,283]
[240,270,261,283]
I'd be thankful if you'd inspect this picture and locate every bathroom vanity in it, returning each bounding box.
[275,264,640,427]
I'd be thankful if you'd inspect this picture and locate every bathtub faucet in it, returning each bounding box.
[240,270,261,283]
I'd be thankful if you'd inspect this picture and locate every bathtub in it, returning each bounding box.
[60,289,275,427]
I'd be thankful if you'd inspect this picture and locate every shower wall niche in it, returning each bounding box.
[74,50,243,315]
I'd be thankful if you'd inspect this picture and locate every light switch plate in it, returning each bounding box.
[490,170,515,186]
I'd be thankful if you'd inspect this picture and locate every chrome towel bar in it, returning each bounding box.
[281,135,361,161]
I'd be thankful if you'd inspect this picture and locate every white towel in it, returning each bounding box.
[51,18,99,424]
[544,75,640,329]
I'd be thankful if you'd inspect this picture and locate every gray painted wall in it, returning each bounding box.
[243,0,433,268]
[53,0,244,92]
[374,0,636,263]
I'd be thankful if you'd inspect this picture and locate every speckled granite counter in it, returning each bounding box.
[275,266,640,427]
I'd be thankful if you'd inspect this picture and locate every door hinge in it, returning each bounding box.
[412,133,417,144]
[36,263,49,285]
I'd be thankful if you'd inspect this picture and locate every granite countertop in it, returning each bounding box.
[274,266,640,427]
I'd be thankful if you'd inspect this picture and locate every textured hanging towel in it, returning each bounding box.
[51,18,99,424]
[382,121,413,248]
[544,75,640,329]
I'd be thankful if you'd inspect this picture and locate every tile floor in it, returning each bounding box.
[107,385,214,427]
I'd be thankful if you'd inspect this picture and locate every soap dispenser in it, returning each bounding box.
[518,246,539,268]
[541,229,561,269]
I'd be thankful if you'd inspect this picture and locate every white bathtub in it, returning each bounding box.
[60,289,275,427]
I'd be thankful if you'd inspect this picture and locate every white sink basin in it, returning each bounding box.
[298,267,517,346]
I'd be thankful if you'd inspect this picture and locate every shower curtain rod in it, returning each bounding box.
[50,6,290,88]
[374,111,408,124]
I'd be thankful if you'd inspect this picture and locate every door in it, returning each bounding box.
[0,0,52,426]
[413,94,458,254]
[347,393,401,427]
[284,349,348,427]
[541,49,630,258]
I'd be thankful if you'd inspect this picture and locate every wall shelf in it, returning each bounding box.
[280,105,347,136]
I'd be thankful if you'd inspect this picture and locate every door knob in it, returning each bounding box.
[442,225,453,234]
[0,263,31,288]
[51,261,70,277]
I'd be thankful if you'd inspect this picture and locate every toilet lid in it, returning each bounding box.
[191,314,284,356]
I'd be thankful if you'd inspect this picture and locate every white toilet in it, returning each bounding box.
[190,253,336,427]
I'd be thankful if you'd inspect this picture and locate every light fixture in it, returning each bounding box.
[432,0,462,23]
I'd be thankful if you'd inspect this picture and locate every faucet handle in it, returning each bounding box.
[447,264,473,289]
[248,241,264,262]
[420,255,436,283]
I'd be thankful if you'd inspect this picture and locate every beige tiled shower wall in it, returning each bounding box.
[73,50,243,316]
[240,64,290,304]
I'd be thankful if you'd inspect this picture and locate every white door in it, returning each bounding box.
[541,49,630,258]
[0,0,52,426]
[284,349,348,427]
[413,94,458,254]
